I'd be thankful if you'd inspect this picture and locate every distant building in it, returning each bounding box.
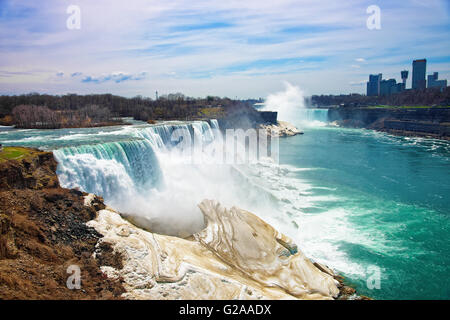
[396,82,406,92]
[380,79,397,96]
[427,72,447,90]
[167,93,185,101]
[412,59,427,90]
[401,70,409,86]
[367,73,382,96]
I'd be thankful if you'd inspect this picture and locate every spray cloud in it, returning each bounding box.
[264,82,306,121]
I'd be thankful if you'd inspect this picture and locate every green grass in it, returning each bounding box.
[0,146,34,162]
[198,107,225,118]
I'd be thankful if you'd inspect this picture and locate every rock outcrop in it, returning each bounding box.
[260,121,303,137]
[0,148,59,190]
[87,199,340,300]
[0,150,125,299]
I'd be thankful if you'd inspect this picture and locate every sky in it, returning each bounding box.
[0,0,449,98]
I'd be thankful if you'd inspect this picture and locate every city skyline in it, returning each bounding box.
[367,58,448,96]
[0,0,449,98]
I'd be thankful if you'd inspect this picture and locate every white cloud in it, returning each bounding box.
[0,0,449,97]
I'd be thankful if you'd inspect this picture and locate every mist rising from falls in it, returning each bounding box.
[263,82,328,126]
[264,82,306,120]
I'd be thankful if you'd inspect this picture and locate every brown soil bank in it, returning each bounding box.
[0,148,125,299]
[328,107,450,140]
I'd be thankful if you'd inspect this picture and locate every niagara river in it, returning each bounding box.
[1,109,449,300]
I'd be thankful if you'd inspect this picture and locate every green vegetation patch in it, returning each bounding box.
[0,146,35,162]
[198,107,226,118]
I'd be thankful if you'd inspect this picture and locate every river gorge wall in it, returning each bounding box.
[328,107,450,140]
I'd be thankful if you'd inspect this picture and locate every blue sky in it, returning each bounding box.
[0,0,449,98]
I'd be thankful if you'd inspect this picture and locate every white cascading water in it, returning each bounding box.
[54,119,278,237]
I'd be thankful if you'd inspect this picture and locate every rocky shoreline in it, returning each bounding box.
[260,121,304,137]
[328,107,450,140]
[0,147,365,300]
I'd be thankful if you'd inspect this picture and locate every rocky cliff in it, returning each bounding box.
[0,149,125,299]
[217,109,278,130]
[0,148,59,190]
[328,107,450,140]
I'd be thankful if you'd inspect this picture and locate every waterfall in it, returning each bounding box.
[53,121,224,236]
[298,108,329,125]
[52,120,283,237]
[54,140,162,200]
[131,121,217,150]
[54,121,219,198]
[299,108,328,122]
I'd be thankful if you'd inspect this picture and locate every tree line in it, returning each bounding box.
[11,104,115,129]
[0,93,260,128]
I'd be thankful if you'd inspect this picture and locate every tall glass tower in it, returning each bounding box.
[412,59,427,90]
[367,73,382,96]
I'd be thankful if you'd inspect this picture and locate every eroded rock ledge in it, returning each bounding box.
[86,198,343,300]
[260,121,303,137]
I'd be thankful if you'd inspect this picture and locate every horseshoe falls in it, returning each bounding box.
[1,113,450,300]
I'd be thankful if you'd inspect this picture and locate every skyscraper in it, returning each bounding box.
[367,73,382,96]
[412,59,427,90]
[427,72,447,90]
[380,79,397,95]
